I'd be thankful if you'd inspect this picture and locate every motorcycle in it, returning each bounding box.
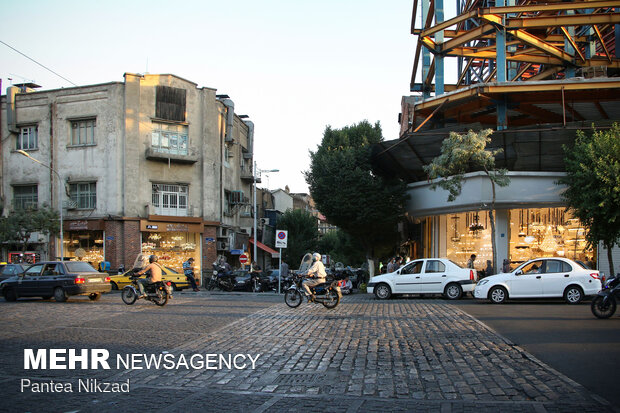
[591,275,620,319]
[207,264,236,292]
[121,273,172,306]
[284,272,341,309]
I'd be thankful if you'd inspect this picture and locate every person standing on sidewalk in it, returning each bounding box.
[183,257,200,292]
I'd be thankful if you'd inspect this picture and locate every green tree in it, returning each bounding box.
[0,206,60,253]
[317,229,366,266]
[277,208,318,268]
[423,129,510,272]
[305,120,408,276]
[558,123,620,277]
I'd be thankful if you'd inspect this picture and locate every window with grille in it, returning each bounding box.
[69,182,96,209]
[17,125,38,150]
[152,184,188,216]
[151,122,189,155]
[13,185,38,210]
[70,119,96,146]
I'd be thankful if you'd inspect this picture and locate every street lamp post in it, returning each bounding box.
[252,162,278,263]
[17,150,64,260]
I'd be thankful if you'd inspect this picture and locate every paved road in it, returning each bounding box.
[0,292,616,412]
[453,298,620,408]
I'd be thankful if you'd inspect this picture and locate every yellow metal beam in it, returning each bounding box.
[560,27,585,62]
[450,47,564,65]
[419,10,478,38]
[509,29,575,64]
[593,25,612,63]
[482,1,620,15]
[441,24,495,53]
[506,13,620,29]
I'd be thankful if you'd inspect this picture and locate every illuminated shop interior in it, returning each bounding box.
[64,231,104,266]
[444,207,593,270]
[141,231,200,273]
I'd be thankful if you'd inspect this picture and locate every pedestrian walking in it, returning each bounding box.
[502,259,511,273]
[183,257,200,292]
[466,254,476,269]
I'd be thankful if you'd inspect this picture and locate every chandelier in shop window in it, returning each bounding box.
[468,213,484,238]
[161,240,175,249]
[181,242,196,251]
[149,233,162,241]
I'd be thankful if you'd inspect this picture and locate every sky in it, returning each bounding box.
[1,0,456,193]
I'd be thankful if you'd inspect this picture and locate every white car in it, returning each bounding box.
[473,257,601,304]
[368,258,477,300]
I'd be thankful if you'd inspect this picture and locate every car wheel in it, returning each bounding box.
[54,287,68,303]
[110,282,119,291]
[444,283,463,300]
[88,293,102,301]
[564,285,583,304]
[489,286,507,304]
[374,283,392,300]
[3,288,17,302]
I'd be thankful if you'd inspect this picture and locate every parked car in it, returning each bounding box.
[231,270,251,291]
[0,263,27,282]
[473,257,601,304]
[109,266,190,291]
[367,258,477,300]
[0,261,111,302]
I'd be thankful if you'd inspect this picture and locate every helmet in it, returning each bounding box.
[313,252,321,261]
[149,255,158,263]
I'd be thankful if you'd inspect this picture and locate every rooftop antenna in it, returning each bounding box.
[145,57,149,74]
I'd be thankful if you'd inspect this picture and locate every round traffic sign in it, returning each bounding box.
[277,231,286,239]
[239,253,249,264]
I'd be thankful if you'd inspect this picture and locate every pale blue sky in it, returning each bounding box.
[1,0,456,192]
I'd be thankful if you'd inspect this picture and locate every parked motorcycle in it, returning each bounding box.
[284,272,341,309]
[121,273,172,306]
[207,264,236,292]
[591,275,620,319]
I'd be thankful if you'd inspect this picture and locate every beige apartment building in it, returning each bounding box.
[1,73,256,278]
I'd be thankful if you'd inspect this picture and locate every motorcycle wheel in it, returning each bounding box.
[284,289,302,308]
[154,288,168,307]
[224,281,235,292]
[207,279,216,291]
[591,295,616,319]
[322,289,340,309]
[121,287,137,305]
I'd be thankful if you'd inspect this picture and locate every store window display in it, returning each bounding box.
[141,231,200,273]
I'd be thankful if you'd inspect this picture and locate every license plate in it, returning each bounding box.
[88,278,101,283]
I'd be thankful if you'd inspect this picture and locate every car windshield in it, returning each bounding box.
[65,262,98,273]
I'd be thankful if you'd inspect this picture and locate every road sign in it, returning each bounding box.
[275,230,288,248]
[239,253,249,265]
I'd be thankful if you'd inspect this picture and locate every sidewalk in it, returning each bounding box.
[104,294,615,412]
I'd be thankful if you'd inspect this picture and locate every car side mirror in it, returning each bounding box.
[515,270,523,276]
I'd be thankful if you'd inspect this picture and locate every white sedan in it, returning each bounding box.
[368,258,477,300]
[473,257,601,304]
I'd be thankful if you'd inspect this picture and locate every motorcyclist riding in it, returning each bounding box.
[303,252,327,301]
[136,255,163,298]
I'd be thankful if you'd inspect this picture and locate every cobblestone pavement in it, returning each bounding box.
[0,293,616,412]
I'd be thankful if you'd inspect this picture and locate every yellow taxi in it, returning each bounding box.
[109,266,191,291]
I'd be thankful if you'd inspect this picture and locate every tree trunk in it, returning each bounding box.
[607,242,616,278]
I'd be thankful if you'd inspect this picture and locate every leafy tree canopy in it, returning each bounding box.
[305,120,408,257]
[423,129,509,201]
[277,208,318,268]
[317,229,366,267]
[0,206,60,252]
[558,123,620,276]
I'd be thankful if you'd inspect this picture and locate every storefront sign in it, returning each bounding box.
[146,225,159,230]
[140,220,202,233]
[166,223,189,232]
[65,220,104,231]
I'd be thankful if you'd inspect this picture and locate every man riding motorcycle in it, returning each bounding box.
[135,255,163,298]
[303,252,327,301]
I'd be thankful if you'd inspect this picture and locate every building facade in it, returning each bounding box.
[372,1,620,276]
[1,73,256,279]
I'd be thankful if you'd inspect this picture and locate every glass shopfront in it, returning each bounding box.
[63,220,105,268]
[445,207,594,270]
[140,220,202,274]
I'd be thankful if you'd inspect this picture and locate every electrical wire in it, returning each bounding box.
[0,40,77,87]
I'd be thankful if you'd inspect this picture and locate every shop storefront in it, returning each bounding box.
[140,220,202,274]
[440,207,594,270]
[63,220,105,267]
[407,171,596,273]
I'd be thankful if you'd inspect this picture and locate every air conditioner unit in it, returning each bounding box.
[260,218,270,226]
[217,227,228,238]
[64,200,78,210]
[217,241,229,250]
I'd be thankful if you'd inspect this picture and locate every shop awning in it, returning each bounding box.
[249,238,279,257]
